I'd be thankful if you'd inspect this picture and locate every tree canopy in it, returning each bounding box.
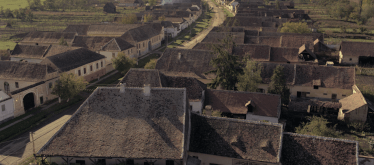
[112,52,136,75]
[52,73,87,102]
[59,37,68,46]
[237,60,262,92]
[143,13,154,22]
[206,34,242,90]
[280,22,311,34]
[296,116,341,138]
[268,65,291,105]
[144,59,157,69]
[121,14,138,24]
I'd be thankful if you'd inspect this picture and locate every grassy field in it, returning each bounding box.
[0,41,16,50]
[0,0,46,10]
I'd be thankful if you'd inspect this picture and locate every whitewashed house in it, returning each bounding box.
[0,91,14,123]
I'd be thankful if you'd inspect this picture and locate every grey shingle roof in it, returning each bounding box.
[21,32,76,44]
[63,25,90,35]
[43,48,106,72]
[202,32,245,45]
[120,24,161,42]
[189,113,283,163]
[72,36,113,51]
[87,24,142,36]
[205,89,280,116]
[38,87,189,159]
[340,41,374,57]
[270,47,299,62]
[282,132,358,165]
[155,48,217,79]
[233,44,271,61]
[0,61,55,82]
[10,44,49,58]
[100,38,135,51]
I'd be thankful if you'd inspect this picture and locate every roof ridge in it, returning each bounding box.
[209,89,281,97]
[42,44,53,58]
[283,132,358,143]
[100,38,116,51]
[194,112,284,127]
[114,38,122,51]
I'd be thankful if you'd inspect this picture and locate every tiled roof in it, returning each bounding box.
[202,32,245,44]
[340,41,374,57]
[233,44,271,61]
[120,68,207,101]
[43,48,106,72]
[101,38,135,51]
[189,113,283,163]
[87,24,141,36]
[38,87,189,159]
[258,36,281,47]
[120,24,161,42]
[339,93,367,113]
[0,61,55,82]
[295,65,355,89]
[282,132,358,165]
[270,47,299,62]
[205,89,280,116]
[21,32,76,44]
[72,36,113,51]
[155,48,217,79]
[280,35,314,49]
[62,25,90,35]
[43,45,80,58]
[10,44,49,58]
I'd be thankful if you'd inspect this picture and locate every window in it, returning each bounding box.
[128,50,130,54]
[97,159,106,165]
[144,162,149,165]
[256,88,265,93]
[126,159,134,165]
[297,91,307,98]
[332,94,337,100]
[84,68,86,74]
[49,82,53,89]
[131,49,132,53]
[40,97,43,104]
[90,65,93,71]
[1,105,5,111]
[112,53,115,58]
[78,70,81,76]
[15,82,19,88]
[101,61,103,67]
[3,82,9,94]
[76,160,85,165]
[349,58,352,61]
[96,63,99,69]
[342,94,346,97]
[143,42,145,47]
[166,160,174,165]
[313,85,319,89]
[323,93,327,95]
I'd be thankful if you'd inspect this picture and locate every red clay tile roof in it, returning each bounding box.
[189,114,283,163]
[340,41,374,57]
[282,132,358,165]
[270,47,299,62]
[38,87,189,159]
[205,89,281,117]
[233,44,271,61]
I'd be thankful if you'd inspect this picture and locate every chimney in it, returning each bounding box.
[120,83,126,93]
[144,84,151,96]
[178,52,182,60]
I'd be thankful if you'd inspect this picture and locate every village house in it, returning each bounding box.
[0,90,14,123]
[204,89,281,123]
[281,132,358,164]
[338,85,368,122]
[10,44,80,63]
[161,21,181,38]
[339,41,374,66]
[155,48,217,84]
[103,2,116,13]
[189,113,283,165]
[37,86,190,165]
[40,48,106,82]
[119,68,207,113]
[0,61,59,117]
[20,31,76,46]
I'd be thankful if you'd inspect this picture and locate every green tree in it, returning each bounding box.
[148,0,157,6]
[268,65,291,105]
[52,73,87,102]
[4,8,13,18]
[206,34,241,90]
[275,0,280,9]
[280,22,311,34]
[144,59,157,69]
[237,60,262,92]
[296,116,341,138]
[158,15,166,21]
[143,13,154,22]
[43,0,57,11]
[59,36,68,46]
[112,52,136,75]
[121,14,138,24]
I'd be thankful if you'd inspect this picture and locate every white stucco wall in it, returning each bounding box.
[339,51,359,65]
[190,101,203,114]
[0,80,36,93]
[0,91,14,123]
[246,113,279,123]
[359,156,374,165]
[10,57,43,63]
